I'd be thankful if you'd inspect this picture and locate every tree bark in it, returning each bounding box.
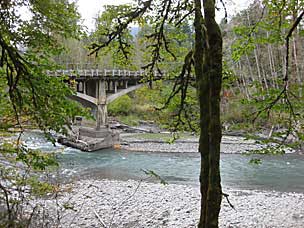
[194,0,222,227]
[266,32,278,89]
[194,1,210,226]
[203,0,223,226]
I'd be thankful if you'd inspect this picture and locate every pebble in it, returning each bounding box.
[121,135,266,154]
[37,179,304,228]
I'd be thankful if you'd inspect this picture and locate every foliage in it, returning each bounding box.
[155,84,199,132]
[56,37,98,69]
[118,114,140,126]
[90,4,136,69]
[108,95,133,115]
[221,96,257,128]
[250,145,287,155]
[141,169,168,185]
[111,82,200,132]
[90,1,224,226]
[248,144,289,165]
[0,142,58,226]
[225,0,304,148]
[0,0,87,138]
[0,0,86,226]
[249,158,262,165]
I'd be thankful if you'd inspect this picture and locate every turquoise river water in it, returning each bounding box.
[22,131,304,193]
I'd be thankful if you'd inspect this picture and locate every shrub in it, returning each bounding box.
[108,95,133,115]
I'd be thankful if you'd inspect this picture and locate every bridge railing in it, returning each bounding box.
[47,69,163,78]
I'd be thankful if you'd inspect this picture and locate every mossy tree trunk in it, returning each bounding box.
[90,0,224,226]
[194,0,223,227]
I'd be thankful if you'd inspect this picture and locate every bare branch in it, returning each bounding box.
[284,10,304,84]
[155,50,193,111]
[93,209,107,228]
[218,0,228,23]
[252,10,304,136]
[89,1,153,56]
[222,192,236,211]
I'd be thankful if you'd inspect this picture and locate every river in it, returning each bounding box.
[22,131,304,193]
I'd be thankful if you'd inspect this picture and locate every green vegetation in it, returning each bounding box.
[108,82,199,132]
[0,0,87,226]
[108,95,133,115]
[223,1,304,140]
[0,142,59,226]
[0,0,303,227]
[117,114,141,126]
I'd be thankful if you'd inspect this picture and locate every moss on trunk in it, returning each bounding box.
[194,0,223,227]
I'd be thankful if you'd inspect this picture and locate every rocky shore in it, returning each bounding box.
[121,134,267,154]
[40,179,304,228]
[4,130,303,227]
[36,132,303,227]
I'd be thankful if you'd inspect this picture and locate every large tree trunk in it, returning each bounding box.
[194,2,209,225]
[194,0,223,227]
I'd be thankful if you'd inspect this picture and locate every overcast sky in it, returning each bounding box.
[77,0,252,32]
[77,0,133,31]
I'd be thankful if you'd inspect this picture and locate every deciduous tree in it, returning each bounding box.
[91,1,224,226]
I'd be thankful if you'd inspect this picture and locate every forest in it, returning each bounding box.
[0,0,303,227]
[59,1,303,142]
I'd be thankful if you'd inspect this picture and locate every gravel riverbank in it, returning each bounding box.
[44,133,300,227]
[11,131,302,227]
[121,134,266,154]
[41,179,304,228]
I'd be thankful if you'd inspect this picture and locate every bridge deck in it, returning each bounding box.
[48,69,161,79]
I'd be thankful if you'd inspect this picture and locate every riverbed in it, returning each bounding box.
[17,131,304,227]
[20,131,304,193]
[39,179,304,228]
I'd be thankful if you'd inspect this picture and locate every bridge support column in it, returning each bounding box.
[123,80,128,89]
[83,81,87,95]
[96,80,108,130]
[113,81,117,93]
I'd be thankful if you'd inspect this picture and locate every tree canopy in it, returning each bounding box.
[0,0,85,136]
[1,0,303,227]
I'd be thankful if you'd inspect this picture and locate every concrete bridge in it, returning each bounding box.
[52,68,161,151]
[51,68,160,129]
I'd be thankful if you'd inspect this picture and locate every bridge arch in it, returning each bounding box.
[107,84,145,103]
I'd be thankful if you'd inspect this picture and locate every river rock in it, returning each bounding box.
[33,179,304,228]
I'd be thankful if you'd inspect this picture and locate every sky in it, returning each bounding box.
[77,0,252,32]
[77,0,133,32]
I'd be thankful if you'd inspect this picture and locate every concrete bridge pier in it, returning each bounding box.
[96,79,108,130]
[61,79,119,152]
[96,104,108,130]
